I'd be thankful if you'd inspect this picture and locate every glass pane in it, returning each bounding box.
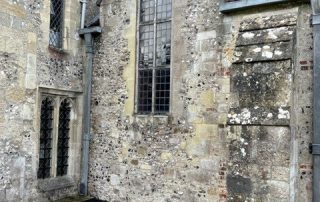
[155,68,170,114]
[140,0,155,23]
[156,22,171,66]
[139,25,154,69]
[157,0,171,20]
[137,69,153,113]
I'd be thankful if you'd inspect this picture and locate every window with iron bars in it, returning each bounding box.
[49,0,64,49]
[38,95,72,179]
[137,0,172,115]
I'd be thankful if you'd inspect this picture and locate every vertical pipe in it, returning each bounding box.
[312,13,320,202]
[80,0,87,29]
[80,33,93,196]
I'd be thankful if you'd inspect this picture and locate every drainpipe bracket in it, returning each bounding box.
[309,143,320,155]
[312,14,320,25]
[79,26,102,37]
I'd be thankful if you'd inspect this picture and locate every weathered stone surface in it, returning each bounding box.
[239,13,297,31]
[228,106,290,125]
[237,26,295,46]
[0,0,313,202]
[234,41,293,63]
[226,126,290,201]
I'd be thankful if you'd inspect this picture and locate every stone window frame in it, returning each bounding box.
[135,0,173,116]
[219,0,289,12]
[37,88,83,191]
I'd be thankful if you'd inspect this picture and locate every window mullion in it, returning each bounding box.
[152,0,158,114]
[51,96,60,177]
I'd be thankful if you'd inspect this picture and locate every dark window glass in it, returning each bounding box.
[38,97,54,179]
[49,0,64,48]
[137,0,171,114]
[56,99,71,176]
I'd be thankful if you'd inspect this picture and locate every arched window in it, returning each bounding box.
[38,94,75,180]
[57,99,71,176]
[38,97,54,179]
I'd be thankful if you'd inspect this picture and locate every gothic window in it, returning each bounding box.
[137,0,172,114]
[38,97,54,179]
[38,95,73,179]
[49,0,64,48]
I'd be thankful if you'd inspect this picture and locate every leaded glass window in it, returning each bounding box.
[49,0,64,48]
[38,94,74,179]
[38,97,54,179]
[57,99,71,176]
[137,0,172,114]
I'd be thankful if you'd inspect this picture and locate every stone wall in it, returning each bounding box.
[0,0,314,201]
[0,0,84,201]
[88,0,313,202]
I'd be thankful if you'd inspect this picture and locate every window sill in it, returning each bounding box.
[219,0,289,12]
[38,176,75,192]
[134,113,170,118]
[48,45,68,54]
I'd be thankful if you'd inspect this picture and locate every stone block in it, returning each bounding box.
[5,87,25,103]
[25,74,37,90]
[0,11,10,27]
[161,152,172,161]
[237,26,295,46]
[22,104,33,120]
[240,13,297,31]
[234,41,293,63]
[197,30,216,41]
[27,32,37,54]
[26,54,36,75]
[199,90,215,108]
[186,124,218,156]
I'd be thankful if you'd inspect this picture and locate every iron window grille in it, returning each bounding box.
[137,0,172,115]
[38,97,54,179]
[56,99,71,176]
[38,95,73,179]
[49,0,64,49]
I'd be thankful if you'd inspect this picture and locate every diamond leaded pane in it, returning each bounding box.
[56,99,71,176]
[49,0,64,48]
[38,97,54,179]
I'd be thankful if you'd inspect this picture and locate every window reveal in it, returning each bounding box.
[137,0,172,114]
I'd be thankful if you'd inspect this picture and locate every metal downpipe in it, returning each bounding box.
[311,0,320,200]
[80,0,87,29]
[80,33,94,196]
